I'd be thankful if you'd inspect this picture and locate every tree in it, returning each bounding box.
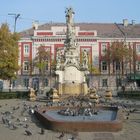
[34,45,50,88]
[103,41,133,75]
[89,64,100,75]
[0,23,19,89]
[102,41,137,89]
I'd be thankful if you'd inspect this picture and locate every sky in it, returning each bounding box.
[0,0,140,32]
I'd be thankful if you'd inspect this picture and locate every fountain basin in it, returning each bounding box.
[35,106,123,132]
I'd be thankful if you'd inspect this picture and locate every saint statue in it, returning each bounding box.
[82,50,89,69]
[65,7,74,25]
[65,7,76,48]
[56,49,61,69]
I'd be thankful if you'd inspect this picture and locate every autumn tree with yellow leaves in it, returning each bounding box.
[0,23,19,89]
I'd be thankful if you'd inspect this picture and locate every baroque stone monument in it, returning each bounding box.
[55,7,89,95]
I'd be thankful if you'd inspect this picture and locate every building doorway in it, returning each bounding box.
[32,78,39,90]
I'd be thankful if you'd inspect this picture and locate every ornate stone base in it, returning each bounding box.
[58,82,88,95]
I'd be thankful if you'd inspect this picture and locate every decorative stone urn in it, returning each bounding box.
[52,88,59,102]
[29,88,36,101]
[105,89,112,100]
[89,88,99,103]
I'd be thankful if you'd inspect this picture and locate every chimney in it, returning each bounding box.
[123,19,128,27]
[132,20,135,25]
[32,21,39,30]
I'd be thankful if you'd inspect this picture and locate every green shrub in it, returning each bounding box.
[0,91,29,99]
[117,91,140,99]
[16,91,29,99]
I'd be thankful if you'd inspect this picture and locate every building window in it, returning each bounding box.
[136,61,140,71]
[101,43,107,54]
[136,44,140,54]
[102,79,108,87]
[32,78,39,90]
[116,78,121,87]
[116,62,120,70]
[102,61,107,71]
[24,44,30,54]
[24,78,29,88]
[23,61,29,71]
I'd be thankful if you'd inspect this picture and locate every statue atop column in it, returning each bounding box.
[65,7,74,26]
[65,7,76,48]
[55,7,89,95]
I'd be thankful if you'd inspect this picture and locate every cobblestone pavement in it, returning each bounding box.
[0,97,140,140]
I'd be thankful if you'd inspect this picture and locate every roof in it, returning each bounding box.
[19,22,140,38]
[117,24,140,38]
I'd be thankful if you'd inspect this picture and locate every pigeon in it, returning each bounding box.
[130,108,137,113]
[40,128,45,135]
[56,132,64,139]
[24,117,27,122]
[10,123,18,130]
[25,130,32,136]
[24,124,29,128]
[2,117,6,124]
[68,136,75,140]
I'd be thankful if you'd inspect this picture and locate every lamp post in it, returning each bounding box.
[116,70,119,90]
[8,13,20,91]
[8,13,20,32]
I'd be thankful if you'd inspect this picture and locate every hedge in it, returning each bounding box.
[0,91,29,99]
[117,90,140,99]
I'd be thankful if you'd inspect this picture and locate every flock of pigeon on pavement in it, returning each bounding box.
[0,96,139,140]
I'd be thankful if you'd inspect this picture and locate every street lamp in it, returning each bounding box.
[8,13,20,32]
[7,13,20,91]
